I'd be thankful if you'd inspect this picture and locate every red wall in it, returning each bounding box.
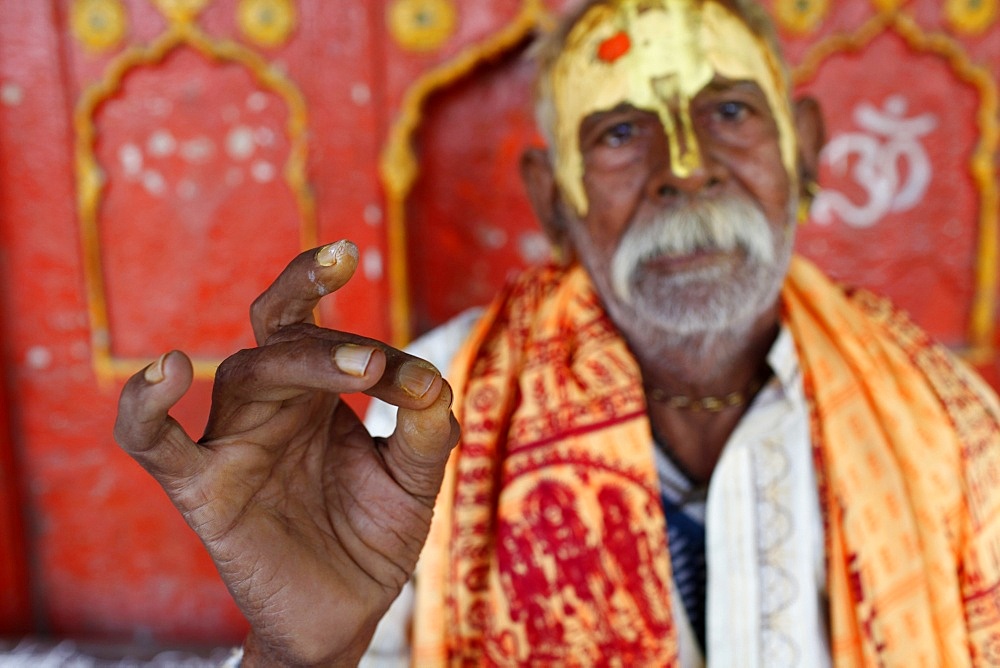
[0,0,997,647]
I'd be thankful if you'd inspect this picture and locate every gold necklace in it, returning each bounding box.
[646,376,767,413]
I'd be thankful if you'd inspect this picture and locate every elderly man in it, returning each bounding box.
[115,0,1000,665]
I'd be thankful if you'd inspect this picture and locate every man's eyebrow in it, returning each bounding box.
[701,79,765,95]
[579,103,646,127]
[590,102,642,116]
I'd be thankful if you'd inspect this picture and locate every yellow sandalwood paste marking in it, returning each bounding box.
[549,0,797,215]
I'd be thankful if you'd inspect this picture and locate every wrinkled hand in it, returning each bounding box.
[114,241,460,667]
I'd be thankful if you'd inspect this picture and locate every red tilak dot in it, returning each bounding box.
[597,31,631,63]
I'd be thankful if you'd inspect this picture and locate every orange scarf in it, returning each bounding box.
[412,256,1000,666]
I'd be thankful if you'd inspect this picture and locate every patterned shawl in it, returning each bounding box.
[412,256,1000,666]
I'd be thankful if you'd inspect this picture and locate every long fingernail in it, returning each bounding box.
[144,353,168,384]
[333,344,375,377]
[399,361,438,398]
[316,240,358,267]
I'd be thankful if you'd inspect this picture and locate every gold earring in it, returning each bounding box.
[551,243,568,267]
[797,181,821,225]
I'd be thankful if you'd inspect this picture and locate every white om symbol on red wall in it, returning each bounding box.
[814,95,937,229]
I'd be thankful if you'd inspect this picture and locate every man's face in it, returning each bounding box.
[548,0,799,339]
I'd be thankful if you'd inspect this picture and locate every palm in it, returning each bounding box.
[180,396,428,661]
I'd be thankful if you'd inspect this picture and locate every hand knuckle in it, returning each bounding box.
[263,323,313,346]
[111,418,130,449]
[214,349,254,384]
[248,291,269,319]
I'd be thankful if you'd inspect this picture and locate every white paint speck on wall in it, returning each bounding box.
[1,82,24,107]
[226,126,256,161]
[147,129,177,157]
[363,247,384,281]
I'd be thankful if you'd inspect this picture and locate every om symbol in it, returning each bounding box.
[813,95,937,228]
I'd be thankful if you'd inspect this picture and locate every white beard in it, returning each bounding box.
[608,194,794,340]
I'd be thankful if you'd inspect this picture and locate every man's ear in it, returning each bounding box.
[520,147,574,261]
[793,96,825,186]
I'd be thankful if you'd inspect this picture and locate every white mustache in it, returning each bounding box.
[610,195,777,302]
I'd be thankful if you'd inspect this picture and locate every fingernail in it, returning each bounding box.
[399,361,438,398]
[316,240,358,267]
[144,353,167,384]
[333,344,375,377]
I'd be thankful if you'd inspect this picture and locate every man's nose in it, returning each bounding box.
[648,160,719,201]
[646,119,723,201]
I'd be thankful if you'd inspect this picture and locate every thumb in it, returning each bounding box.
[386,382,460,501]
[114,350,207,481]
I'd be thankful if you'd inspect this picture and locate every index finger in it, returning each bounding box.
[250,240,360,345]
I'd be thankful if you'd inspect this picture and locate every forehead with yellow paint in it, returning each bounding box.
[549,0,797,215]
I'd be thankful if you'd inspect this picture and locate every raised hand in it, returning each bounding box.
[114,241,460,667]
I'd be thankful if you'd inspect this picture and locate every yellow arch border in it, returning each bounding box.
[379,0,552,347]
[75,11,316,383]
[793,10,999,364]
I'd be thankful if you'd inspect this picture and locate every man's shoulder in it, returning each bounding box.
[786,256,1000,425]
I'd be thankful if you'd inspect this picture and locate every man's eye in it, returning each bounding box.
[601,122,637,147]
[716,101,749,122]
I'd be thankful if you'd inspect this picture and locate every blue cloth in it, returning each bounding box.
[661,492,707,653]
